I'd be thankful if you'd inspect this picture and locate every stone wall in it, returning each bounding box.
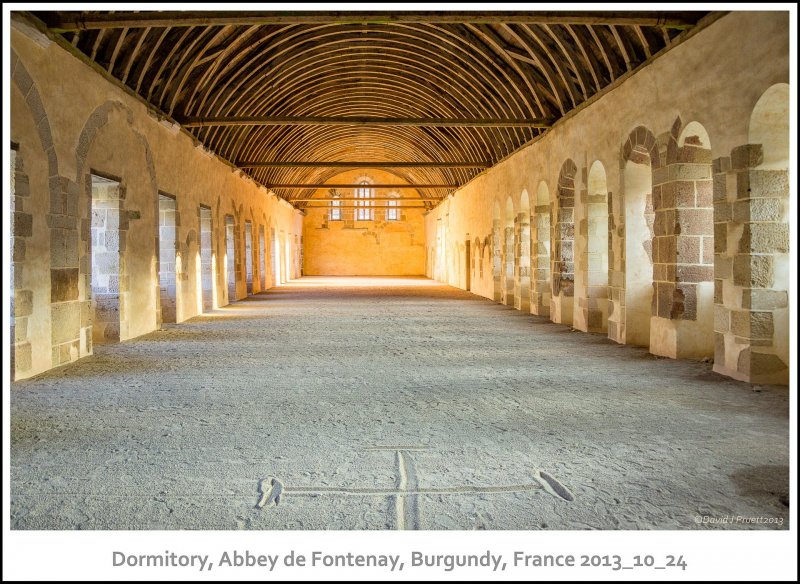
[424,12,790,384]
[10,23,303,381]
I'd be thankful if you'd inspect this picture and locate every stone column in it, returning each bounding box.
[649,135,714,359]
[531,204,551,317]
[514,212,531,312]
[713,145,790,384]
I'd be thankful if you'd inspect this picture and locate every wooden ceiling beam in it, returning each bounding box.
[182,116,553,128]
[238,161,490,168]
[268,184,457,189]
[42,11,704,31]
[292,198,440,201]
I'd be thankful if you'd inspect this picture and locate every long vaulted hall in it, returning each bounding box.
[7,9,792,532]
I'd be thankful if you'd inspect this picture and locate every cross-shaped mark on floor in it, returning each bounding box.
[256,446,573,529]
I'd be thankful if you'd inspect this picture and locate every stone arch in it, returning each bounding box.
[514,189,532,312]
[551,159,577,324]
[576,160,610,332]
[502,196,516,306]
[76,100,160,345]
[491,201,502,302]
[11,51,67,378]
[613,126,658,347]
[531,181,552,316]
[749,83,790,169]
[649,119,715,359]
[714,83,790,383]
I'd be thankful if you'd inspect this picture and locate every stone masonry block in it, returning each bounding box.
[676,236,701,264]
[742,289,788,310]
[695,180,713,207]
[51,302,80,345]
[702,236,714,264]
[51,268,80,303]
[14,342,32,373]
[13,237,26,262]
[733,254,774,288]
[13,64,34,97]
[675,283,697,320]
[671,164,711,181]
[739,223,789,254]
[713,223,727,254]
[748,351,788,376]
[673,181,696,208]
[14,289,34,317]
[730,310,750,337]
[731,144,764,170]
[713,174,728,202]
[656,282,674,318]
[15,172,30,197]
[748,170,789,199]
[750,311,774,339]
[675,264,713,283]
[14,212,33,237]
[712,157,731,174]
[675,208,713,236]
[734,198,783,223]
[714,201,732,223]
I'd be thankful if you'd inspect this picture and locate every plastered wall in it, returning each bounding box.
[302,169,426,276]
[10,25,303,380]
[424,12,790,384]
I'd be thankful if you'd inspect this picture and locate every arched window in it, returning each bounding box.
[355,180,373,220]
[328,188,342,221]
[386,191,400,221]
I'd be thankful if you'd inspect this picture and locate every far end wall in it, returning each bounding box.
[302,169,426,275]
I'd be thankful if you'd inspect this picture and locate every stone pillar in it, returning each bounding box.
[199,207,214,311]
[10,153,35,378]
[713,145,790,384]
[531,204,551,317]
[225,216,236,303]
[551,162,576,325]
[502,224,515,306]
[607,186,626,343]
[158,195,178,323]
[649,135,714,359]
[514,213,531,312]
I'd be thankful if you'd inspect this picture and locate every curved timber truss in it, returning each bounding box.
[33,10,708,208]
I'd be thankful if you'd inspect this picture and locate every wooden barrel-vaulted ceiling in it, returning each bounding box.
[33,10,708,208]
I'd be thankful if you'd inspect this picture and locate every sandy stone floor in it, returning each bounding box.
[10,277,789,530]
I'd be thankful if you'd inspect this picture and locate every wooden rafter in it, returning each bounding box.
[27,9,712,208]
[42,11,705,31]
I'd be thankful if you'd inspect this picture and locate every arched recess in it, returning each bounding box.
[492,201,502,302]
[616,126,658,347]
[473,236,482,285]
[502,197,516,306]
[714,83,789,384]
[481,236,490,285]
[576,161,610,333]
[435,217,446,283]
[649,120,715,359]
[10,52,59,379]
[515,190,532,312]
[551,160,577,325]
[531,181,552,316]
[76,100,160,344]
[224,213,237,303]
